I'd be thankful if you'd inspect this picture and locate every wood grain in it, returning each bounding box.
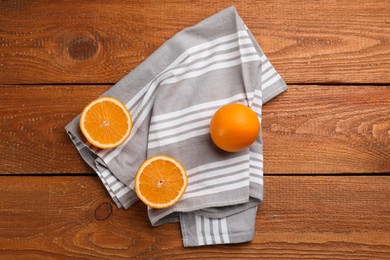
[0,0,389,84]
[0,85,389,174]
[0,176,389,259]
[262,86,390,174]
[0,85,110,174]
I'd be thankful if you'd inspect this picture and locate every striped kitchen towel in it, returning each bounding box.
[65,6,287,246]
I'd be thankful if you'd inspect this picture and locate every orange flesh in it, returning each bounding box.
[82,100,130,145]
[138,160,185,205]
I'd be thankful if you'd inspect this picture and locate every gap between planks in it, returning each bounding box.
[1,83,390,87]
[0,173,388,177]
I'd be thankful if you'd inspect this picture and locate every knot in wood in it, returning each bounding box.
[68,37,98,60]
[94,202,112,221]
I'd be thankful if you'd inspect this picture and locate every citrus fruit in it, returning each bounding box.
[79,96,132,149]
[210,103,260,152]
[135,155,188,209]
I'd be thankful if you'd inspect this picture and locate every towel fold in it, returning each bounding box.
[66,6,287,247]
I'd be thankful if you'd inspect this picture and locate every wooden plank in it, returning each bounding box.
[0,85,110,174]
[0,0,389,84]
[262,86,390,174]
[0,85,389,174]
[0,176,389,258]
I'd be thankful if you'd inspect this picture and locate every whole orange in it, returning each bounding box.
[210,103,260,152]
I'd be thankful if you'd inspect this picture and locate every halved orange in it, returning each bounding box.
[80,96,132,149]
[135,155,188,209]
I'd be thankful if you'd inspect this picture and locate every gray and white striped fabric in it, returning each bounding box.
[65,6,287,247]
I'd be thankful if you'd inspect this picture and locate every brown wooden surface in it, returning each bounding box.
[0,0,389,258]
[0,85,389,175]
[0,176,389,259]
[0,0,389,84]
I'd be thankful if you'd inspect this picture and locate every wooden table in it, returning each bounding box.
[1,1,389,258]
